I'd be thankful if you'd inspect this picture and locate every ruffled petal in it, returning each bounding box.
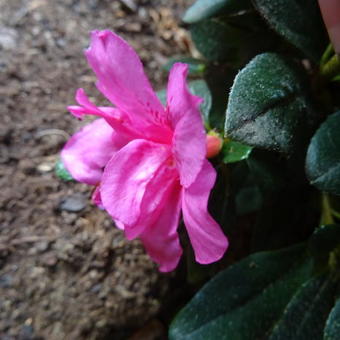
[85,30,164,124]
[140,181,183,272]
[182,160,228,264]
[168,63,206,188]
[124,158,179,240]
[100,139,172,227]
[61,118,125,185]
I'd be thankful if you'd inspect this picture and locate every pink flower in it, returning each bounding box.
[61,30,228,272]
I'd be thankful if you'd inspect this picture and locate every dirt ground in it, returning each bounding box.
[0,1,193,339]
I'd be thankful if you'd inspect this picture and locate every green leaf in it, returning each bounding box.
[225,53,314,154]
[190,9,278,66]
[324,297,340,340]
[157,80,212,126]
[183,0,252,24]
[222,140,252,163]
[169,244,313,340]
[269,275,337,340]
[253,0,328,62]
[163,57,206,76]
[306,111,340,196]
[55,158,73,181]
[190,17,244,62]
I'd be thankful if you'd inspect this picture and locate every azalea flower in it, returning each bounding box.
[62,30,228,272]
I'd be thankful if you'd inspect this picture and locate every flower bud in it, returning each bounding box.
[206,132,223,158]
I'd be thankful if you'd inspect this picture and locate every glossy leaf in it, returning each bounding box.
[55,158,74,181]
[253,0,328,62]
[222,140,252,164]
[183,0,252,24]
[225,53,314,154]
[169,244,313,340]
[306,112,340,196]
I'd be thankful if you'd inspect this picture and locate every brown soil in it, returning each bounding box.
[0,1,192,339]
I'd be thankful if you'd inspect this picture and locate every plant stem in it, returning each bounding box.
[320,54,340,80]
[320,193,334,225]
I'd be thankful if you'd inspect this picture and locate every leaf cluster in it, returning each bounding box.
[168,0,340,338]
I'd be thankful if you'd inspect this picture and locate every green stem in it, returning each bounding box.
[320,54,340,80]
[320,43,334,65]
[320,193,335,226]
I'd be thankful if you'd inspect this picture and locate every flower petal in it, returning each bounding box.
[100,139,171,227]
[67,88,110,119]
[172,113,206,188]
[124,159,179,240]
[61,118,125,185]
[68,88,164,143]
[85,30,164,123]
[182,160,228,264]
[168,63,206,188]
[91,186,104,209]
[140,182,183,272]
[167,63,203,126]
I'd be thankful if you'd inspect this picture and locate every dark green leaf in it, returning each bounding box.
[169,244,313,340]
[190,17,243,62]
[306,111,340,196]
[163,57,206,76]
[269,275,336,340]
[55,158,73,181]
[183,0,252,24]
[190,9,278,66]
[324,297,340,340]
[222,140,252,163]
[225,53,314,153]
[253,0,328,62]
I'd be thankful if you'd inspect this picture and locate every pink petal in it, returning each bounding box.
[168,63,206,188]
[100,139,172,227]
[61,118,125,185]
[124,158,180,240]
[172,113,206,188]
[85,30,164,124]
[167,63,203,126]
[68,88,107,119]
[68,88,161,143]
[182,160,229,264]
[140,182,183,272]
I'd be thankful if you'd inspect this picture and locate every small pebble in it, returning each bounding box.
[59,194,87,212]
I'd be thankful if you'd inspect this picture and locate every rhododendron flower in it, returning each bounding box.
[62,30,228,272]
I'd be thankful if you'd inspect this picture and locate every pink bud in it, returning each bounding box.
[206,133,223,158]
